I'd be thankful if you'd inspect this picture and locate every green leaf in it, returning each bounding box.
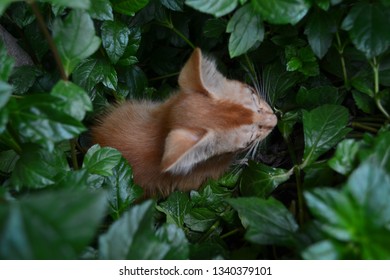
[328,139,361,175]
[9,65,41,94]
[305,159,390,259]
[305,188,357,241]
[286,57,302,71]
[0,41,14,81]
[262,62,302,105]
[118,27,141,66]
[73,58,118,92]
[112,0,150,16]
[0,81,12,109]
[161,0,184,11]
[10,146,68,190]
[277,110,300,139]
[0,189,107,259]
[89,0,113,20]
[228,197,298,246]
[99,200,180,259]
[347,159,390,227]
[157,192,191,227]
[226,4,264,58]
[53,10,100,76]
[296,86,343,110]
[302,105,351,166]
[0,150,19,174]
[352,90,376,114]
[50,80,92,121]
[302,240,343,260]
[155,224,189,260]
[185,0,238,17]
[8,95,85,151]
[40,0,90,9]
[0,1,16,16]
[83,144,122,176]
[101,21,131,64]
[203,18,227,39]
[304,9,336,59]
[101,157,143,219]
[251,0,310,25]
[240,161,291,198]
[285,45,319,76]
[184,208,218,232]
[123,65,148,99]
[342,3,390,58]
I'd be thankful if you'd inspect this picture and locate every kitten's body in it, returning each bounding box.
[92,49,277,197]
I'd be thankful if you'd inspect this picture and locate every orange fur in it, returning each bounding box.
[92,48,277,197]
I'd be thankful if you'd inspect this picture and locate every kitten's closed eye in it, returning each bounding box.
[92,48,277,197]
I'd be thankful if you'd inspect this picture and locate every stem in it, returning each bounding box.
[371,57,390,119]
[335,32,348,88]
[172,26,195,49]
[198,220,220,243]
[70,138,79,170]
[351,122,379,133]
[149,72,180,81]
[29,1,67,80]
[294,166,305,226]
[220,228,241,239]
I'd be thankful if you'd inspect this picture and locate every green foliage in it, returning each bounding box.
[1,0,390,260]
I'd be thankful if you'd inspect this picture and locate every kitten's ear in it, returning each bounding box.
[178,48,225,97]
[161,128,216,174]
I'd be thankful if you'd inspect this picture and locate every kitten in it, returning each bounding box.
[92,48,277,197]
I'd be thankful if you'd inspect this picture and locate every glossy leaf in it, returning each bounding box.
[304,8,336,59]
[101,21,131,64]
[8,95,85,151]
[305,159,390,259]
[0,189,107,259]
[185,0,238,17]
[161,0,184,11]
[203,18,227,38]
[155,224,189,260]
[89,0,114,20]
[99,200,183,259]
[73,58,118,91]
[157,192,191,227]
[240,161,291,198]
[9,66,41,94]
[285,45,319,76]
[50,80,92,121]
[11,146,68,190]
[226,4,264,58]
[296,86,343,110]
[228,197,298,246]
[252,0,310,25]
[302,105,351,166]
[101,157,143,219]
[184,208,218,232]
[53,10,100,76]
[342,3,390,58]
[83,144,122,177]
[112,0,150,16]
[328,139,361,175]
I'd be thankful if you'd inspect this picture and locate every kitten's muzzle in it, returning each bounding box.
[254,113,277,129]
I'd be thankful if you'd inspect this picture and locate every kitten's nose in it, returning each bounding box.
[253,113,277,128]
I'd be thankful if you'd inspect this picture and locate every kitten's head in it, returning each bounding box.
[161,48,277,174]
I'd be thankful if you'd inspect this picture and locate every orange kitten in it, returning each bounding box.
[92,48,277,197]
